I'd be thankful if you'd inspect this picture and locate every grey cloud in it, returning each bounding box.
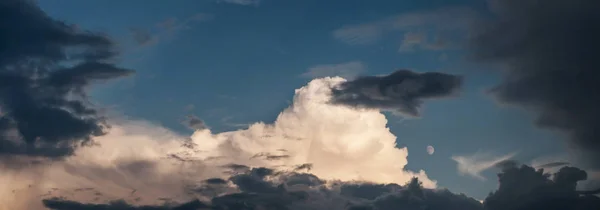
[41,165,482,210]
[280,173,324,187]
[484,164,600,210]
[41,162,600,210]
[250,152,291,161]
[129,14,213,47]
[204,178,227,185]
[0,0,134,160]
[329,70,462,117]
[129,28,154,46]
[293,163,313,172]
[333,7,480,50]
[221,163,251,174]
[398,31,452,53]
[535,162,571,169]
[43,198,209,210]
[217,0,260,6]
[469,0,600,169]
[182,115,208,131]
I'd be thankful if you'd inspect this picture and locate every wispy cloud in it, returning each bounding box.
[128,13,213,48]
[217,0,260,6]
[301,61,367,79]
[452,151,517,181]
[333,7,479,51]
[220,116,251,128]
[398,31,450,52]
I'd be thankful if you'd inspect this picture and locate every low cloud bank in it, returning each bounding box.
[40,163,600,210]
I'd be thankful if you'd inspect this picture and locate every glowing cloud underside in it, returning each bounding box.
[0,77,435,210]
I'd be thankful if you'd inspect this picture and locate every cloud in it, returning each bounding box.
[1,77,440,209]
[535,162,570,169]
[398,31,450,53]
[0,0,134,160]
[301,61,367,79]
[187,77,436,187]
[332,7,479,50]
[483,164,600,210]
[128,13,213,47]
[43,198,209,210]
[129,27,154,46]
[41,170,483,210]
[469,0,600,169]
[530,154,600,193]
[333,23,386,46]
[37,163,600,210]
[217,0,260,6]
[452,152,517,181]
[182,115,208,131]
[329,69,463,117]
[34,162,600,210]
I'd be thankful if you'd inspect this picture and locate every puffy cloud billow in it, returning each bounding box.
[0,77,441,209]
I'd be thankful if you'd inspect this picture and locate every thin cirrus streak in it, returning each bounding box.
[452,151,517,181]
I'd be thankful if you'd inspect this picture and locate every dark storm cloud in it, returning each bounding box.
[0,0,134,159]
[329,69,462,117]
[484,164,600,210]
[42,162,600,210]
[469,0,600,168]
[182,115,208,131]
[42,165,486,210]
[43,198,209,210]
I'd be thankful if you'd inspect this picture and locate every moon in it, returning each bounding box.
[426,145,435,155]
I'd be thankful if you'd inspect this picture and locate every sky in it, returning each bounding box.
[1,0,600,210]
[35,0,564,197]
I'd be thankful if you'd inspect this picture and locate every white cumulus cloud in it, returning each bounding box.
[1,77,435,210]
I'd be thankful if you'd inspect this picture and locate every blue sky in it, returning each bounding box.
[38,0,566,200]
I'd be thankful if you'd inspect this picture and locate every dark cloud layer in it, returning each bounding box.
[42,165,482,210]
[0,0,133,159]
[42,164,600,210]
[470,0,600,168]
[484,164,600,210]
[43,198,209,210]
[329,69,462,117]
